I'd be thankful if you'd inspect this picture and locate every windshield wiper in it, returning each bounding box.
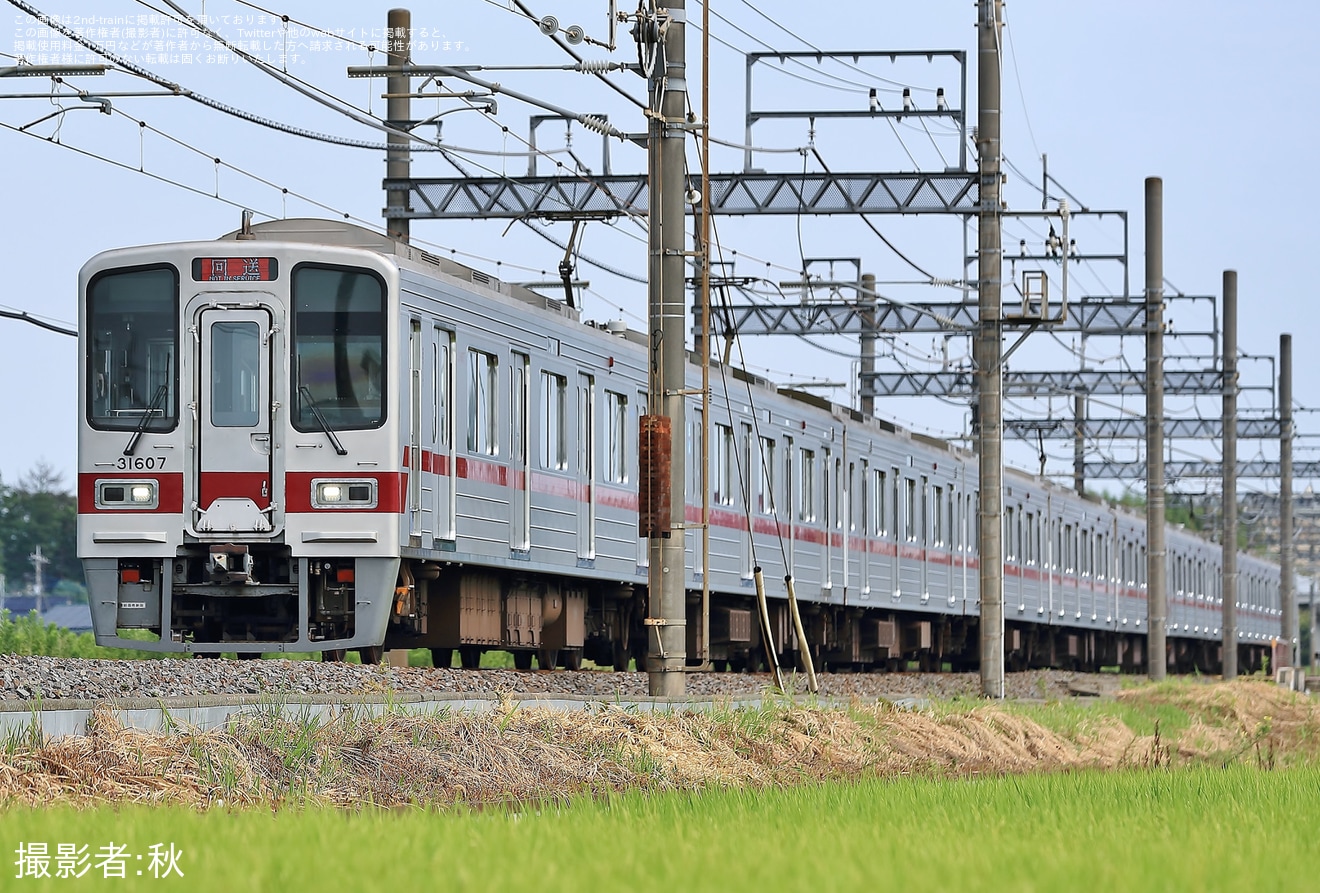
[298,386,348,456]
[123,383,169,456]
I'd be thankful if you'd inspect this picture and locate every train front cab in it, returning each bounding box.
[77,243,402,655]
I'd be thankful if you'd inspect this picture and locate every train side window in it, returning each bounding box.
[920,476,929,546]
[932,487,943,547]
[821,449,832,528]
[758,436,777,515]
[713,423,734,506]
[578,374,595,478]
[831,455,842,529]
[291,265,386,431]
[783,436,794,518]
[540,371,567,469]
[606,391,628,483]
[1004,507,1016,561]
[86,265,179,432]
[873,469,886,537]
[858,461,868,533]
[799,448,815,522]
[904,478,916,542]
[434,330,452,448]
[892,472,902,541]
[466,349,499,456]
[742,423,754,511]
[510,353,529,464]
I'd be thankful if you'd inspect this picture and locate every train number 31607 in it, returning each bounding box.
[114,456,166,470]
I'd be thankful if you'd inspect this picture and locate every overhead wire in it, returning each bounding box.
[1001,16,1041,162]
[712,0,945,95]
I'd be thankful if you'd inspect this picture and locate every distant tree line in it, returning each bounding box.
[0,462,83,602]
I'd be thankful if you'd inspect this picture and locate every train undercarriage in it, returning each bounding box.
[375,561,1271,676]
[105,550,1270,675]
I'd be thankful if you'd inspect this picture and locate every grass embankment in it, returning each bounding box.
[0,678,1314,811]
[11,766,1320,891]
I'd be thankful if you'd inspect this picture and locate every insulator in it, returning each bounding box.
[575,60,616,73]
[538,15,559,35]
[577,115,614,136]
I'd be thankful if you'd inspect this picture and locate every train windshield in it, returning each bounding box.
[86,266,179,432]
[291,265,386,431]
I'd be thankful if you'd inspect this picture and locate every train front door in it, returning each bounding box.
[190,301,282,537]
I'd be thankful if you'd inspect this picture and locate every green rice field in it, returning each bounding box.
[4,764,1315,891]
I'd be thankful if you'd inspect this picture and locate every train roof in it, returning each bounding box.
[221,217,585,324]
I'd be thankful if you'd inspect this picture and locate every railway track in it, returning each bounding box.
[0,655,1122,737]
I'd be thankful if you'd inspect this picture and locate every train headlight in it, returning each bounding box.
[96,479,159,510]
[312,478,377,509]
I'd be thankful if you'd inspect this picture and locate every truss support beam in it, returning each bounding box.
[1081,460,1320,479]
[1005,417,1281,440]
[862,368,1235,397]
[383,171,979,219]
[701,298,1218,337]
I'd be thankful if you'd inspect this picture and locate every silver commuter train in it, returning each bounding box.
[77,219,1283,672]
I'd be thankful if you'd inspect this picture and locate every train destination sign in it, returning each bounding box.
[191,257,279,282]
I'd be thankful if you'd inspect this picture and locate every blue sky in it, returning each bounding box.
[1,0,1316,501]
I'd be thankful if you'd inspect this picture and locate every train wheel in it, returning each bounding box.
[321,649,347,662]
[561,649,582,671]
[430,648,453,669]
[537,649,559,670]
[358,645,384,665]
[611,641,631,672]
[513,651,533,671]
[459,646,482,669]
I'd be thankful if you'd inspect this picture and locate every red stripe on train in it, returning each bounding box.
[77,472,185,514]
[285,472,404,513]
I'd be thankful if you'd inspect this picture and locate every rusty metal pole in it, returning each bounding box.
[385,8,411,243]
[1145,177,1167,681]
[643,0,688,696]
[1222,270,1238,679]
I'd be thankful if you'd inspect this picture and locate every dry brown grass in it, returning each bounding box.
[0,679,1315,811]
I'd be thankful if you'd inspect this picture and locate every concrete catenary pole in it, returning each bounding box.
[1073,392,1085,494]
[386,8,411,243]
[644,0,688,696]
[1221,270,1238,679]
[976,0,1005,699]
[1280,333,1295,666]
[860,272,877,418]
[1310,578,1317,671]
[1145,177,1167,681]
